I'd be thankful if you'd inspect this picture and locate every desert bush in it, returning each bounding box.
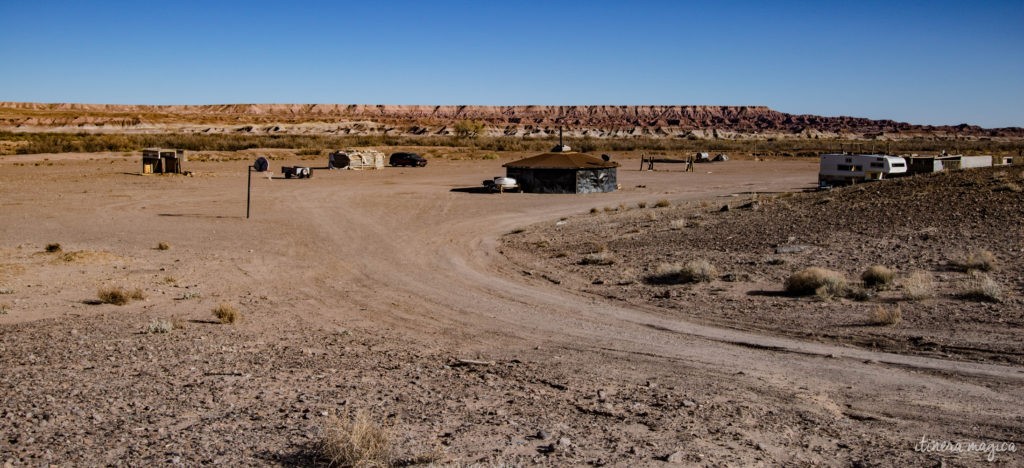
[589,207,599,214]
[647,259,718,284]
[129,288,146,300]
[157,241,171,250]
[97,286,131,305]
[0,303,9,315]
[580,251,615,266]
[654,199,671,208]
[0,288,13,295]
[637,201,647,209]
[669,219,687,230]
[960,272,1003,302]
[45,243,62,253]
[145,319,174,334]
[995,182,1022,193]
[784,267,847,297]
[861,265,895,289]
[869,304,902,326]
[320,411,392,468]
[846,286,873,301]
[953,250,997,272]
[212,303,240,324]
[901,271,934,301]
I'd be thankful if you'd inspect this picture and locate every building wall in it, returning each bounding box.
[576,168,617,193]
[507,168,577,194]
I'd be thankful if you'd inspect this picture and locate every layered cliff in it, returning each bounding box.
[1,102,1020,139]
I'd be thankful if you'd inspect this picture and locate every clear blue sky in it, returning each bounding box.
[1,1,1021,127]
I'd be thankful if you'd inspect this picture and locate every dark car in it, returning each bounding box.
[389,152,427,167]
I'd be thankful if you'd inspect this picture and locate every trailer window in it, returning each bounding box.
[870,162,884,168]
[892,163,906,167]
[837,164,853,171]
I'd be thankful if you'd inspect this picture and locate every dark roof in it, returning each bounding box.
[504,152,619,170]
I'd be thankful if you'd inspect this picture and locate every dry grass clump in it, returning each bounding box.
[653,199,671,208]
[97,286,131,305]
[212,303,240,324]
[145,319,174,334]
[784,267,847,297]
[589,207,599,214]
[869,304,902,326]
[637,201,647,209]
[320,411,392,468]
[960,272,1003,303]
[995,182,1022,192]
[669,219,688,230]
[647,259,718,284]
[861,265,895,289]
[156,241,171,250]
[953,250,997,272]
[901,271,934,301]
[580,251,615,266]
[45,243,62,253]
[0,303,9,315]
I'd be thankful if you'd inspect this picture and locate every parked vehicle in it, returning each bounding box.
[818,153,907,187]
[389,152,427,167]
[282,166,313,179]
[482,176,519,193]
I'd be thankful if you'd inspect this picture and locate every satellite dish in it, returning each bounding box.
[253,157,269,172]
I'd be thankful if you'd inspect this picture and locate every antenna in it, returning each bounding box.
[559,126,563,148]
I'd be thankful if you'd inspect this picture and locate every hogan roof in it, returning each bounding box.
[504,152,619,170]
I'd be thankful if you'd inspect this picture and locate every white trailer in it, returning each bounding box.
[818,154,907,186]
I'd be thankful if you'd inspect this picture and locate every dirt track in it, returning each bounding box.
[1,153,1021,465]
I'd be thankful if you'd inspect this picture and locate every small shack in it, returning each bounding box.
[907,155,993,175]
[141,148,185,174]
[504,151,619,194]
[329,149,384,170]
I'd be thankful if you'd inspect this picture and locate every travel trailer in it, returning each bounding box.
[818,153,907,187]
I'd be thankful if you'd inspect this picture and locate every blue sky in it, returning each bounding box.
[1,1,1021,127]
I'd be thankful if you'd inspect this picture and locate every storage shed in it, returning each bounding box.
[141,148,185,174]
[504,152,619,194]
[328,149,385,170]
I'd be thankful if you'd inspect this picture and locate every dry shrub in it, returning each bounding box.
[580,251,615,266]
[654,199,671,208]
[870,304,902,326]
[637,201,647,209]
[995,182,1022,193]
[784,267,847,297]
[157,241,171,250]
[647,259,718,284]
[901,271,934,301]
[45,243,62,253]
[212,303,240,324]
[861,265,895,289]
[954,250,997,272]
[129,288,146,300]
[589,207,599,214]
[669,219,687,230]
[321,411,392,468]
[960,272,1003,303]
[97,286,131,305]
[146,319,174,334]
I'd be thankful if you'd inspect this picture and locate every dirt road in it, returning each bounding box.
[1,153,1020,465]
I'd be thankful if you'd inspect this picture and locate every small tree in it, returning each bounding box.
[454,120,485,138]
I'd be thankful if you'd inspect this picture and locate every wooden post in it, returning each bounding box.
[246,165,252,219]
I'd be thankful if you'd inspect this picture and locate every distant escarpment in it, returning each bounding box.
[1,102,1020,140]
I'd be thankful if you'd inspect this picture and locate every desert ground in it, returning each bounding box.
[1,151,1021,466]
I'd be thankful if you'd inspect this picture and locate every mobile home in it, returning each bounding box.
[818,153,907,186]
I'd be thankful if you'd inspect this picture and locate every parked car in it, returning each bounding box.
[482,176,519,193]
[389,152,427,167]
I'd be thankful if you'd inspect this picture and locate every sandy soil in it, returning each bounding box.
[1,153,1021,466]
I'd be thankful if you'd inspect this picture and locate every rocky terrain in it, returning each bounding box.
[1,154,1020,465]
[503,165,1024,365]
[3,102,1022,139]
